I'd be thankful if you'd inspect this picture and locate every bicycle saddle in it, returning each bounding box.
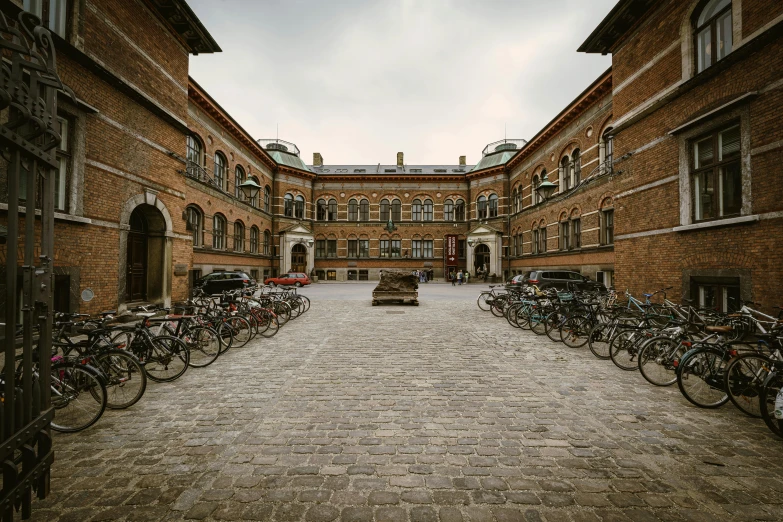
[705,325,733,333]
[136,312,156,318]
[100,310,116,316]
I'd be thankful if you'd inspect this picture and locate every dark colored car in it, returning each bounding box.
[196,271,255,295]
[506,274,526,287]
[264,272,311,287]
[520,270,605,292]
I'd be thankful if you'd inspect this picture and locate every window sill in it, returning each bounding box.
[674,214,759,233]
[0,203,91,224]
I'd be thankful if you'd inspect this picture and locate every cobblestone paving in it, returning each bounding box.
[37,287,783,521]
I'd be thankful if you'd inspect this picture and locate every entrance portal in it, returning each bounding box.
[474,244,490,275]
[124,204,168,303]
[291,243,307,273]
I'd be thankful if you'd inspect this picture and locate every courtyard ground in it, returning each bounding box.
[38,283,783,521]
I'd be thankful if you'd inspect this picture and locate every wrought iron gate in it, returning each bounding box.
[0,9,74,521]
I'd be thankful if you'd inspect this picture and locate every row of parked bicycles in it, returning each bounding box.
[476,284,783,439]
[2,285,309,433]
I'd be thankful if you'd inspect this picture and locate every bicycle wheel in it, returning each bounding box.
[51,361,107,433]
[477,293,491,311]
[638,336,684,386]
[257,309,280,338]
[677,348,730,408]
[609,330,641,371]
[530,310,549,335]
[759,371,783,438]
[226,316,253,348]
[545,312,567,343]
[724,352,769,417]
[274,301,291,325]
[588,323,612,359]
[490,298,507,317]
[146,335,189,383]
[560,315,591,349]
[216,320,235,354]
[184,326,221,368]
[93,349,147,409]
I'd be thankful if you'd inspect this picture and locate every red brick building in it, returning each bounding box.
[580,0,783,311]
[3,0,781,316]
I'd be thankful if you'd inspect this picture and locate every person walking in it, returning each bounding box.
[464,271,469,284]
[457,270,463,285]
[450,271,456,286]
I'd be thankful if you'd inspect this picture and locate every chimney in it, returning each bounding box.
[397,152,404,167]
[459,155,466,166]
[313,152,323,167]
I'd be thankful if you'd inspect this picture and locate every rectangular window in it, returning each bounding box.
[316,239,326,258]
[348,239,358,258]
[55,117,70,211]
[327,239,337,258]
[391,240,401,258]
[358,239,369,258]
[358,270,369,281]
[380,240,390,258]
[692,277,740,313]
[423,203,433,221]
[250,269,259,281]
[347,270,357,281]
[412,203,422,221]
[512,235,517,257]
[411,240,421,258]
[601,210,614,245]
[572,219,581,249]
[691,125,741,222]
[539,226,547,254]
[458,239,466,259]
[327,270,337,281]
[444,202,454,221]
[423,240,433,258]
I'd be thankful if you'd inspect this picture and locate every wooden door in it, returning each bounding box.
[291,244,307,273]
[127,232,147,301]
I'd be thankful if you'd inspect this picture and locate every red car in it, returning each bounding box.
[264,272,311,287]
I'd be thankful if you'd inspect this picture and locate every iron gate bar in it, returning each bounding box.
[0,7,74,521]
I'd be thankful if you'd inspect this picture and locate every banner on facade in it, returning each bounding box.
[445,234,458,266]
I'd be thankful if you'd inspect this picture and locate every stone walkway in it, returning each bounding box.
[37,288,783,521]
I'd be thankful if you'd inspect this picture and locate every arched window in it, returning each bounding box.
[348,199,359,221]
[186,205,203,247]
[186,135,203,177]
[263,229,271,255]
[560,156,570,192]
[213,152,226,190]
[532,175,541,205]
[359,199,369,221]
[423,199,433,221]
[328,199,338,221]
[295,195,305,218]
[234,165,245,199]
[572,149,581,187]
[233,221,245,252]
[391,199,401,222]
[488,194,498,218]
[249,226,259,253]
[412,199,422,221]
[380,199,390,222]
[317,199,327,221]
[600,130,614,174]
[477,195,487,219]
[248,176,260,207]
[695,0,732,74]
[455,199,465,221]
[213,214,226,250]
[444,200,454,221]
[284,193,294,217]
[264,185,271,212]
[532,224,539,255]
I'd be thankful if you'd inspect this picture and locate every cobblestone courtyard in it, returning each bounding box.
[40,284,782,521]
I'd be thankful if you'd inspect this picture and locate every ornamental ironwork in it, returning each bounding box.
[0,8,74,521]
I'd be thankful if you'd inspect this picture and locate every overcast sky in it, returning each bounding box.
[188,0,615,166]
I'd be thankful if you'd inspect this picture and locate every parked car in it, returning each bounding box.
[506,274,526,287]
[519,270,606,292]
[195,271,255,295]
[264,272,311,287]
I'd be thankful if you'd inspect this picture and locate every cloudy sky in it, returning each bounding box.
[188,0,615,166]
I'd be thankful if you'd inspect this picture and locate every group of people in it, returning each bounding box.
[413,269,434,283]
[449,270,469,286]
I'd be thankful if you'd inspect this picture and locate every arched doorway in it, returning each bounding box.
[291,244,307,273]
[474,244,490,275]
[125,204,168,303]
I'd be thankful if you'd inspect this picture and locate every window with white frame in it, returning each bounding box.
[359,199,369,221]
[488,194,498,218]
[691,124,741,222]
[213,214,226,249]
[694,0,732,74]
